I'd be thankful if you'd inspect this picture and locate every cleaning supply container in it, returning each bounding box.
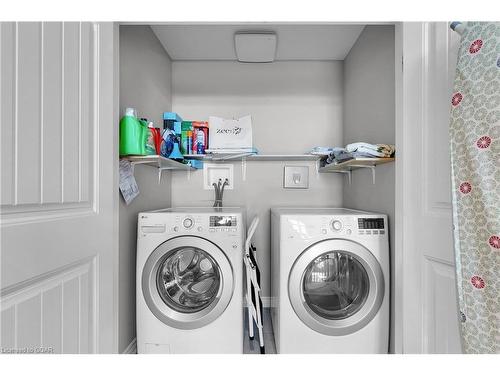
[163,112,183,130]
[160,128,176,158]
[181,121,193,155]
[119,108,148,156]
[192,121,209,154]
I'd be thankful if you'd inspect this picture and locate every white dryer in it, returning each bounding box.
[136,208,244,354]
[271,208,389,353]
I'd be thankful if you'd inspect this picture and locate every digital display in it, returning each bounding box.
[210,216,237,227]
[358,218,384,230]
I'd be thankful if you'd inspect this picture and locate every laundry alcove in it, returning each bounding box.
[118,23,396,353]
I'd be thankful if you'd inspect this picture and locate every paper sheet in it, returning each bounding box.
[119,159,139,205]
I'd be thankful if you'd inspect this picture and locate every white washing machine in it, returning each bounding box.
[271,208,389,353]
[136,207,244,354]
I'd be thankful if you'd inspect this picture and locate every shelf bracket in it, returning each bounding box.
[158,168,163,184]
[370,165,376,184]
[345,164,376,184]
[241,156,247,181]
[336,170,352,185]
[128,160,149,176]
[157,167,175,184]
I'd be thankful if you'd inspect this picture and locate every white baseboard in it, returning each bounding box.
[244,296,271,308]
[122,338,137,354]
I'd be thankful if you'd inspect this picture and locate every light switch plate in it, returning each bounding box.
[203,163,234,190]
[283,166,309,189]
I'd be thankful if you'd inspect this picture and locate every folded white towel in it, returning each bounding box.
[310,146,345,156]
[345,142,395,157]
[345,142,379,153]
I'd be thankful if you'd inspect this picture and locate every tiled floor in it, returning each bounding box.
[243,308,276,354]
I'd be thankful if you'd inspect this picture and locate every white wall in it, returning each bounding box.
[118,25,173,353]
[171,61,344,299]
[342,25,395,351]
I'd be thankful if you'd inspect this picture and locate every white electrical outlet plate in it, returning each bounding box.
[203,163,234,190]
[283,166,309,189]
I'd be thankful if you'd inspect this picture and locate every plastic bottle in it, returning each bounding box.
[169,136,184,161]
[193,121,209,154]
[119,108,148,156]
[187,131,193,155]
[160,128,176,158]
[144,120,158,155]
[181,121,193,155]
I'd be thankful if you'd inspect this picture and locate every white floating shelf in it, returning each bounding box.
[185,153,322,162]
[121,155,195,183]
[319,158,395,184]
[123,155,195,171]
[319,157,395,173]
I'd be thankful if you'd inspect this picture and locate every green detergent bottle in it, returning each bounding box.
[119,108,148,156]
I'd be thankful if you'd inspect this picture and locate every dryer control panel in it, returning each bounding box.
[357,217,385,235]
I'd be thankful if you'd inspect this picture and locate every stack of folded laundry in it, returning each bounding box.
[310,143,395,166]
[345,142,395,158]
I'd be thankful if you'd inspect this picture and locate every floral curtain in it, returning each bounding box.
[449,22,500,354]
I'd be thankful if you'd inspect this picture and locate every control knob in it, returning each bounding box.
[331,220,343,231]
[183,217,194,229]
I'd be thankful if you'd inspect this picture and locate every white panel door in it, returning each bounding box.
[397,22,462,353]
[0,22,118,353]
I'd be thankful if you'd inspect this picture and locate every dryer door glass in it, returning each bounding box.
[288,239,384,336]
[157,247,221,313]
[302,251,369,320]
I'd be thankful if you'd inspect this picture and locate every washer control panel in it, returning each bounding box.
[209,215,238,232]
[140,212,242,237]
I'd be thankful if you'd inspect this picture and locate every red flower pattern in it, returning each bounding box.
[471,275,485,289]
[469,39,483,54]
[489,235,500,249]
[459,182,472,194]
[452,92,463,106]
[476,136,492,149]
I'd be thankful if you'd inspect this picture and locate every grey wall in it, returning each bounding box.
[342,25,395,352]
[118,25,173,353]
[170,61,344,300]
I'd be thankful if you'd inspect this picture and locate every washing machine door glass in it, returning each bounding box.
[288,239,384,336]
[157,247,221,313]
[303,251,369,320]
[142,236,234,330]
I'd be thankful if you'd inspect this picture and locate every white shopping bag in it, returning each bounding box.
[208,115,253,149]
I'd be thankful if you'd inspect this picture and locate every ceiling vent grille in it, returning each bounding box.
[234,32,277,63]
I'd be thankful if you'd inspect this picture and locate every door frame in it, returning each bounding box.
[110,21,120,354]
[394,22,462,354]
[394,21,405,355]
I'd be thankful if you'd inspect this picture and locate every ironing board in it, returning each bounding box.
[244,217,265,353]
